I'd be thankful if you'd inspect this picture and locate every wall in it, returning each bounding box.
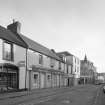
[0,39,27,89]
[27,49,59,70]
[0,39,2,63]
[27,49,62,89]
[14,44,26,89]
[73,56,80,78]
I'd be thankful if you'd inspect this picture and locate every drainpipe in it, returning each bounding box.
[59,73,60,88]
[2,64,4,92]
[25,49,28,90]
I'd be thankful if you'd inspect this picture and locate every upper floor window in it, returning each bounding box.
[3,41,14,61]
[75,67,76,72]
[39,54,43,65]
[75,58,76,63]
[59,61,61,70]
[50,58,55,68]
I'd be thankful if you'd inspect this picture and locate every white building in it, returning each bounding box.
[0,24,27,92]
[57,51,80,86]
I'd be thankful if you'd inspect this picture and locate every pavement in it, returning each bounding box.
[0,84,102,105]
[94,84,105,105]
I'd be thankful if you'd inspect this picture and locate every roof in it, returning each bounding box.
[57,51,73,56]
[20,34,60,61]
[0,26,27,48]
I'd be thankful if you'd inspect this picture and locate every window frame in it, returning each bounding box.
[50,58,55,68]
[59,61,61,70]
[39,54,43,65]
[3,40,14,61]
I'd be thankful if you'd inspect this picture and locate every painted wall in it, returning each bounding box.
[68,65,72,74]
[66,55,80,78]
[27,49,59,71]
[0,39,2,63]
[14,44,26,89]
[30,71,39,89]
[65,64,67,73]
[0,39,27,89]
[73,56,80,78]
[61,62,65,72]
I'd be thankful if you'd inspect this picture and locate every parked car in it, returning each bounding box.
[103,86,105,93]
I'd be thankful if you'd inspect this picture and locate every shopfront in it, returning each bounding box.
[0,63,19,92]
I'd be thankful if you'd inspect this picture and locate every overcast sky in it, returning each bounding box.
[0,0,105,73]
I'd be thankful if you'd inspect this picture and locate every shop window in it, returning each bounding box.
[39,54,43,65]
[3,41,14,61]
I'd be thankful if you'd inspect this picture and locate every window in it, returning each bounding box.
[39,54,43,65]
[47,75,51,82]
[34,74,38,83]
[75,67,76,72]
[59,61,61,70]
[50,58,55,68]
[3,41,14,61]
[75,59,76,63]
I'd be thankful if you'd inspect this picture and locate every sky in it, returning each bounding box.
[0,0,105,73]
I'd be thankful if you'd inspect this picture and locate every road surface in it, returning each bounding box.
[0,84,104,105]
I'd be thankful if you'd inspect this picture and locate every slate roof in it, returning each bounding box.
[0,23,60,61]
[0,26,27,48]
[57,51,73,56]
[20,34,60,61]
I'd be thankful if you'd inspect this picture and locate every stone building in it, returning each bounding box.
[80,55,97,84]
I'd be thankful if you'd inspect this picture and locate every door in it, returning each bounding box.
[40,73,45,88]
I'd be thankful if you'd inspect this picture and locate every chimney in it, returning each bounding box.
[7,20,21,34]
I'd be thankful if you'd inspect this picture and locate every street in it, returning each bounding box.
[0,85,104,105]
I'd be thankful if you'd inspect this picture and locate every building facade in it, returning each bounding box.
[0,24,27,92]
[97,73,105,84]
[0,21,70,92]
[57,51,80,86]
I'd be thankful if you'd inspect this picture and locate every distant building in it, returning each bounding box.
[97,73,105,83]
[57,51,80,86]
[80,55,97,84]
